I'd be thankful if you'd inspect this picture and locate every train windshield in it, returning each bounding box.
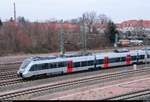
[20,59,31,69]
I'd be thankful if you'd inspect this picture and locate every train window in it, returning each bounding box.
[96,59,103,65]
[139,55,145,59]
[48,63,51,69]
[109,58,116,63]
[110,57,120,63]
[120,57,126,62]
[42,63,49,69]
[88,60,94,66]
[58,62,66,67]
[21,59,31,69]
[116,58,121,62]
[148,54,150,58]
[50,63,57,69]
[30,65,37,71]
[131,56,137,61]
[36,64,43,70]
[30,64,44,71]
[81,61,88,67]
[74,62,81,68]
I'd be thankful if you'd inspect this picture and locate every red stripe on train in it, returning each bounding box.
[104,57,109,68]
[104,63,109,68]
[126,55,131,65]
[67,60,73,73]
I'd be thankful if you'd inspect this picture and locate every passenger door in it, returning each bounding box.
[104,57,109,68]
[67,60,73,73]
[126,55,131,65]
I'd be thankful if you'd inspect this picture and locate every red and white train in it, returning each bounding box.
[17,49,150,79]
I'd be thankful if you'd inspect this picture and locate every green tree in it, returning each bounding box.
[105,21,118,45]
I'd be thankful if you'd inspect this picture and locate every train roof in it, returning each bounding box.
[28,49,146,63]
[28,52,93,62]
[114,48,129,53]
[62,52,92,58]
[95,50,145,58]
[30,55,57,61]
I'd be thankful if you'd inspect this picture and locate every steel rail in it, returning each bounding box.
[0,71,18,81]
[106,89,150,100]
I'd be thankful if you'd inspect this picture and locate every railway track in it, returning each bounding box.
[107,89,150,100]
[0,67,18,72]
[0,71,18,81]
[0,62,22,70]
[0,62,22,66]
[0,78,23,87]
[0,65,148,89]
[0,64,147,89]
[0,67,150,100]
[0,62,21,80]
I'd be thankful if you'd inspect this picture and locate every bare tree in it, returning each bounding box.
[0,13,116,56]
[98,14,110,24]
[80,11,97,33]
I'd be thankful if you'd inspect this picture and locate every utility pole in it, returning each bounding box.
[80,23,87,55]
[114,33,118,49]
[59,23,65,56]
[12,0,16,22]
[84,23,87,53]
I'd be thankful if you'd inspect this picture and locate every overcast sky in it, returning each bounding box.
[0,0,149,23]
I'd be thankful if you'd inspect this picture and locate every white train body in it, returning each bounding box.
[17,49,149,79]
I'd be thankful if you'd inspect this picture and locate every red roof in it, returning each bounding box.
[117,20,150,28]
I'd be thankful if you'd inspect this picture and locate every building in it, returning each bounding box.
[117,20,150,34]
